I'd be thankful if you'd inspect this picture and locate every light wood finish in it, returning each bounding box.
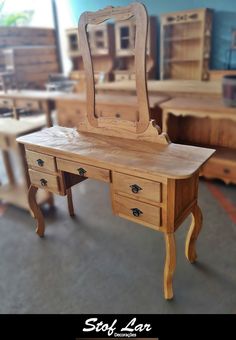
[66,188,75,217]
[56,93,169,128]
[0,89,68,127]
[17,4,215,300]
[160,8,212,80]
[0,117,53,212]
[160,97,236,184]
[26,150,56,173]
[96,79,222,98]
[164,233,176,299]
[185,204,203,263]
[57,158,111,183]
[113,194,161,230]
[113,172,161,204]
[114,16,157,80]
[28,185,45,237]
[29,169,60,194]
[209,70,236,81]
[17,127,214,180]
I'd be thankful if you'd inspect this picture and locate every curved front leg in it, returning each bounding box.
[164,233,176,300]
[28,185,45,237]
[185,204,203,263]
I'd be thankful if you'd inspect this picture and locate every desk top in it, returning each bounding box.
[0,118,44,136]
[0,90,169,108]
[96,80,222,97]
[160,97,236,114]
[17,126,214,180]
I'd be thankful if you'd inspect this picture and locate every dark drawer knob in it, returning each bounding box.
[78,167,87,176]
[130,184,142,194]
[131,208,143,217]
[40,178,47,187]
[37,159,44,167]
[223,168,230,174]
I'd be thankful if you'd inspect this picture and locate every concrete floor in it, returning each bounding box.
[0,168,236,313]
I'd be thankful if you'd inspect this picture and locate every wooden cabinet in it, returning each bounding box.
[160,8,213,80]
[114,16,157,80]
[66,24,115,85]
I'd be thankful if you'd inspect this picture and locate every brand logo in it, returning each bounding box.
[83,317,152,337]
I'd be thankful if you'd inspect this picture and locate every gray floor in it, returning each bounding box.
[0,172,236,313]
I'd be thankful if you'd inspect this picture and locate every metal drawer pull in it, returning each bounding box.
[37,159,44,167]
[130,184,142,193]
[78,167,87,176]
[40,178,48,187]
[131,208,143,217]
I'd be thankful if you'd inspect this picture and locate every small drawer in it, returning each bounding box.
[202,159,236,183]
[29,169,60,193]
[57,158,110,182]
[15,99,40,111]
[0,98,13,108]
[114,194,161,228]
[113,172,161,203]
[26,150,56,172]
[115,73,130,81]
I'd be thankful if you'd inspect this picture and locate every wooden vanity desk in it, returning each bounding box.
[17,4,214,299]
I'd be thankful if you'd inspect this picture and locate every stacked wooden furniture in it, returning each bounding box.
[66,22,115,87]
[17,4,214,299]
[160,8,213,80]
[56,92,169,129]
[160,97,236,184]
[0,27,59,89]
[114,16,157,81]
[0,118,53,211]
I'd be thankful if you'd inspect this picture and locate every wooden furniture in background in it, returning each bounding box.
[209,70,236,81]
[0,118,53,211]
[161,97,236,184]
[0,90,59,127]
[17,3,214,299]
[56,93,169,128]
[160,8,212,80]
[66,22,115,87]
[0,27,60,89]
[114,16,157,80]
[96,79,222,98]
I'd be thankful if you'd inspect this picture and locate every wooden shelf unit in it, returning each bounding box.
[160,8,213,80]
[114,16,157,81]
[66,23,115,86]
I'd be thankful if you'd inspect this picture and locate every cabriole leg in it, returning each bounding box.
[185,204,203,263]
[164,232,176,300]
[28,185,45,237]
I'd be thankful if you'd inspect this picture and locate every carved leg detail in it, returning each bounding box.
[185,204,203,263]
[164,233,176,300]
[66,188,75,217]
[28,185,45,237]
[47,193,54,208]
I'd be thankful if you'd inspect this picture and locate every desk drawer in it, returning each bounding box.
[202,158,236,183]
[113,194,161,228]
[0,98,13,108]
[15,99,40,111]
[113,172,161,203]
[57,159,110,182]
[26,150,56,172]
[115,73,130,81]
[29,169,60,193]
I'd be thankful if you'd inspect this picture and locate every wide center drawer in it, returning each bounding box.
[113,194,161,228]
[26,150,56,172]
[57,158,110,182]
[29,169,60,193]
[113,172,161,203]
